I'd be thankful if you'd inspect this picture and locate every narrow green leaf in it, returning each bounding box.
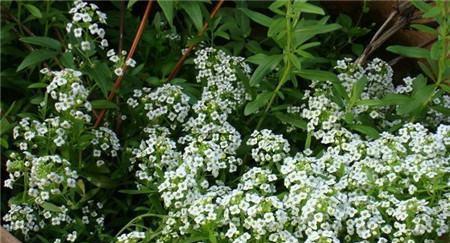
[20,36,61,51]
[381,93,410,105]
[430,40,442,60]
[244,91,272,116]
[294,2,325,15]
[119,189,156,195]
[127,0,139,9]
[423,7,440,18]
[60,51,75,69]
[181,2,203,31]
[84,62,112,97]
[247,53,269,65]
[440,84,450,93]
[40,202,62,212]
[274,112,307,130]
[17,50,56,71]
[410,24,437,35]
[249,54,282,86]
[349,125,380,139]
[295,23,341,36]
[90,100,119,109]
[386,45,429,59]
[158,0,174,26]
[239,8,272,27]
[28,83,47,89]
[24,4,42,18]
[297,69,338,82]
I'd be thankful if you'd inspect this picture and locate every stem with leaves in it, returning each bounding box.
[256,0,294,130]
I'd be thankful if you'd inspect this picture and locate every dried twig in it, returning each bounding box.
[94,0,154,128]
[356,1,418,65]
[166,0,225,81]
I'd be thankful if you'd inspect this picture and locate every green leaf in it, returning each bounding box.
[274,112,307,130]
[127,0,139,9]
[20,36,61,51]
[249,55,282,86]
[119,189,156,195]
[386,45,429,59]
[295,23,341,36]
[84,62,112,97]
[381,93,410,105]
[90,100,118,109]
[294,2,325,15]
[350,77,368,101]
[24,4,42,18]
[411,0,432,12]
[244,91,272,116]
[158,0,174,26]
[423,7,440,18]
[349,125,380,139]
[239,8,272,27]
[440,83,450,93]
[410,24,437,35]
[398,85,434,115]
[60,51,75,69]
[355,99,384,106]
[28,83,47,89]
[40,202,62,212]
[17,50,56,71]
[288,53,301,71]
[297,69,338,82]
[181,2,203,31]
[85,174,118,189]
[247,53,269,65]
[430,40,442,60]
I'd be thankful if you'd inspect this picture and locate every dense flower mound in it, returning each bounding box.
[117,48,450,243]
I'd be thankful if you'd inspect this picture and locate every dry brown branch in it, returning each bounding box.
[166,0,225,82]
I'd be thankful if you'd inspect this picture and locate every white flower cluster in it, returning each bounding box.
[280,123,449,242]
[3,200,104,241]
[106,49,137,76]
[66,0,108,51]
[193,47,251,116]
[129,126,180,187]
[300,84,355,144]
[42,68,92,123]
[123,48,252,242]
[12,117,71,152]
[117,231,146,243]
[91,126,121,166]
[127,84,190,129]
[247,129,290,164]
[28,155,78,203]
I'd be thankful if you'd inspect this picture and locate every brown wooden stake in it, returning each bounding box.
[166,0,225,81]
[1,227,21,243]
[94,0,154,128]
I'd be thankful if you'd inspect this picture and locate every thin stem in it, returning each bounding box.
[166,0,225,82]
[94,0,154,128]
[255,0,293,130]
[115,213,165,237]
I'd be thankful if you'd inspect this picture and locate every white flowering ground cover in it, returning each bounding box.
[1,1,449,243]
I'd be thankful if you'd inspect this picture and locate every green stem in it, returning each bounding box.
[255,0,294,130]
[115,213,165,237]
[411,1,448,122]
[44,0,51,36]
